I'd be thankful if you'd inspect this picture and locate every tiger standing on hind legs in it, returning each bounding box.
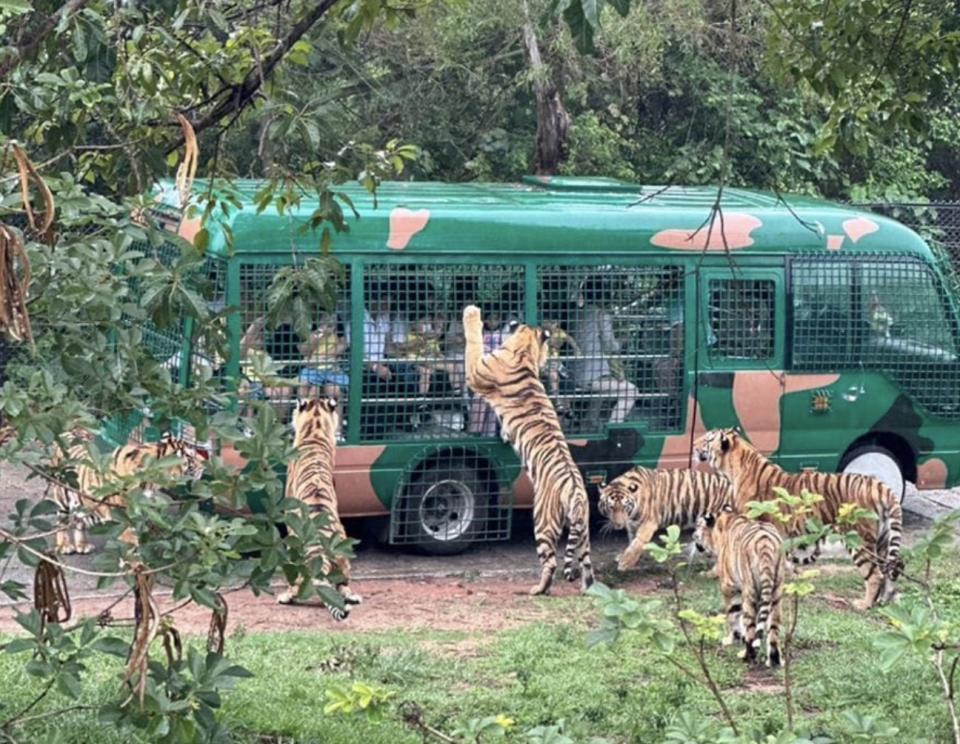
[463,305,593,596]
[696,428,903,610]
[277,397,361,621]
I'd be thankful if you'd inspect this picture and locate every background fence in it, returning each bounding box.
[856,202,960,290]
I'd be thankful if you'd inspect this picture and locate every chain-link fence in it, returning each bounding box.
[855,202,960,292]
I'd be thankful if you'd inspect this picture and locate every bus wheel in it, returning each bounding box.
[840,445,906,503]
[403,464,486,555]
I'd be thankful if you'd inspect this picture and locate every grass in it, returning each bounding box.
[2,552,959,743]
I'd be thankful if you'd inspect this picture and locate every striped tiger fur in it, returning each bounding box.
[276,397,361,621]
[598,467,734,571]
[695,428,903,610]
[463,305,593,596]
[50,431,205,554]
[694,507,784,667]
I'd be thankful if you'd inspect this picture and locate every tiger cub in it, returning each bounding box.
[598,467,733,571]
[694,508,785,667]
[463,305,593,596]
[696,428,903,609]
[277,397,361,621]
[50,431,205,554]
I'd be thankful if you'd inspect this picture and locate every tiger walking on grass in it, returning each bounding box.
[277,397,361,621]
[463,305,593,596]
[694,507,785,667]
[696,428,903,609]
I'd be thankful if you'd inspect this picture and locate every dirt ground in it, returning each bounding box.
[0,461,955,636]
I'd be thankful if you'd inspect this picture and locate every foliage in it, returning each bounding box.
[871,511,960,743]
[0,1,433,741]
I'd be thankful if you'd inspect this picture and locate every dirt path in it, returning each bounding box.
[0,461,952,636]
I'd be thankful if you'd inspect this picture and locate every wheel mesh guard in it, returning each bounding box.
[390,447,512,546]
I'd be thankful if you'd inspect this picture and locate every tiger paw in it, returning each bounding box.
[852,598,873,611]
[76,544,93,555]
[342,591,363,606]
[57,546,77,556]
[766,648,782,668]
[562,564,580,582]
[329,606,349,622]
[276,590,296,605]
[463,305,483,334]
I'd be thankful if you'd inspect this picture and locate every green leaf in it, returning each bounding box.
[607,0,630,16]
[57,671,82,700]
[92,636,130,658]
[0,0,32,12]
[563,1,596,54]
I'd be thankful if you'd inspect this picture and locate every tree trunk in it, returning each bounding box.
[522,2,570,175]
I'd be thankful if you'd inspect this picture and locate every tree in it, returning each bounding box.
[0,1,430,741]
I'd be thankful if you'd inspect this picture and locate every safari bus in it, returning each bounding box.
[134,176,960,554]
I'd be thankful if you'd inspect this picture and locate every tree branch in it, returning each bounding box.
[0,0,94,81]
[168,0,343,153]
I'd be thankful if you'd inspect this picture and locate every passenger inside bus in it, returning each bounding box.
[570,276,639,425]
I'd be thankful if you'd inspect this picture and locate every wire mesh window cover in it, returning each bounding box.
[539,265,684,433]
[360,264,524,442]
[707,279,776,360]
[236,262,352,436]
[390,447,511,545]
[792,256,960,417]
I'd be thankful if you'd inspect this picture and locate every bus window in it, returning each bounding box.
[791,260,853,369]
[859,260,958,414]
[791,257,959,416]
[707,279,776,360]
[236,262,352,436]
[538,265,683,434]
[359,264,524,442]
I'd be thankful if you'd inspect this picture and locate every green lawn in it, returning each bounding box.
[1,553,956,743]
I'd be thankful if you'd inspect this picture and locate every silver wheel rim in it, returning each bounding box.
[843,451,904,499]
[418,479,476,542]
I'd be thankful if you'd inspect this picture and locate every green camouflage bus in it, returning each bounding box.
[142,176,960,554]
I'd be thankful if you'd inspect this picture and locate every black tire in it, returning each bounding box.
[839,444,907,503]
[401,463,487,556]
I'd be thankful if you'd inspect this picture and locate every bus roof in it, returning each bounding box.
[154,176,934,261]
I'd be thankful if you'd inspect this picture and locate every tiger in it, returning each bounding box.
[693,507,785,667]
[598,467,734,571]
[695,428,903,610]
[276,397,361,621]
[463,305,593,596]
[49,431,205,554]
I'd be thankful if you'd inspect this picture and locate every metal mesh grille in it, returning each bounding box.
[856,203,960,293]
[538,265,683,433]
[237,262,351,435]
[119,239,193,371]
[361,264,523,442]
[792,255,960,417]
[390,446,511,546]
[707,279,776,360]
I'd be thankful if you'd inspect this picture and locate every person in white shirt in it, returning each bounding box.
[570,277,639,425]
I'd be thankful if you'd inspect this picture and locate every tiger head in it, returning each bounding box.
[292,396,339,446]
[157,433,206,481]
[693,505,736,555]
[694,428,751,476]
[597,470,646,530]
[500,319,551,373]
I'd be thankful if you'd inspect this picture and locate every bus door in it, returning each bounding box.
[695,267,786,458]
